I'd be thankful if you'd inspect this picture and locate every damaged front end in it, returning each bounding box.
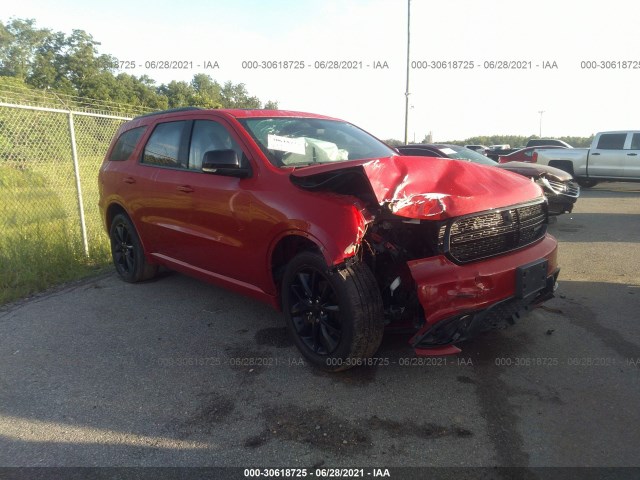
[536,176,580,215]
[291,156,559,356]
[358,199,559,356]
[497,161,580,215]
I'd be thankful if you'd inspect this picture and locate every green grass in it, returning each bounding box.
[0,163,111,305]
[0,105,127,305]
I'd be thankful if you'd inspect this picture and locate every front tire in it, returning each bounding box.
[109,213,157,283]
[281,252,384,371]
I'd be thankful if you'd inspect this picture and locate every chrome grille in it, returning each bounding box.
[547,180,580,198]
[445,201,547,263]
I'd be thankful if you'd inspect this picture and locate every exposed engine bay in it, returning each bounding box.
[359,217,441,328]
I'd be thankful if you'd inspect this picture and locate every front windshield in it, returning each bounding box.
[238,117,396,167]
[437,145,498,166]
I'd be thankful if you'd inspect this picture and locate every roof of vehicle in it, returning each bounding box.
[527,138,572,147]
[401,143,449,148]
[397,144,444,155]
[133,108,341,122]
[596,130,640,134]
[501,146,565,156]
[401,143,463,150]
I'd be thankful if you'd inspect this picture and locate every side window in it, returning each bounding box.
[631,133,640,150]
[142,121,187,168]
[188,120,245,171]
[596,133,626,150]
[109,127,146,161]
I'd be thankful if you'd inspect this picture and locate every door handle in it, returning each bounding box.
[627,153,638,156]
[123,177,136,184]
[591,152,600,156]
[177,185,194,193]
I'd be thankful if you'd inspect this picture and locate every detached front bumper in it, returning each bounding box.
[407,234,558,355]
[547,194,578,215]
[541,179,580,216]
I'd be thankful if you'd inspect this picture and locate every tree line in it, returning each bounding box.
[0,18,277,110]
[2,18,597,144]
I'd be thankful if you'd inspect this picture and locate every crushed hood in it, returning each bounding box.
[497,161,573,181]
[290,156,544,220]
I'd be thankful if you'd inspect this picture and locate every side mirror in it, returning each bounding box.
[201,150,250,178]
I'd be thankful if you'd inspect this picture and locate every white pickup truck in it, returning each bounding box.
[532,131,640,187]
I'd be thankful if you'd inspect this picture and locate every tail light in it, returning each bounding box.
[532,151,538,163]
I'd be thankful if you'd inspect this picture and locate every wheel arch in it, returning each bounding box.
[105,202,129,231]
[106,203,155,264]
[548,160,575,176]
[269,232,324,296]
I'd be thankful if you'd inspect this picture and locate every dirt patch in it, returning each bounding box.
[244,434,267,448]
[245,405,474,454]
[457,375,476,384]
[311,364,378,386]
[255,327,293,348]
[367,415,473,439]
[224,345,271,375]
[176,391,236,437]
[245,404,371,455]
[461,331,534,470]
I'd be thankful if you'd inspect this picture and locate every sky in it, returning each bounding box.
[4,0,640,141]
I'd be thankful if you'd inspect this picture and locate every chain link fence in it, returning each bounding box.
[0,83,154,302]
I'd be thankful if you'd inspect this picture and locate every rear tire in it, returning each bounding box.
[109,213,157,283]
[281,253,384,371]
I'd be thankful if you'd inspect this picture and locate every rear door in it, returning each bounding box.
[136,120,193,260]
[588,133,627,178]
[624,133,640,179]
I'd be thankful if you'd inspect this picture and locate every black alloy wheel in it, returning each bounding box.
[109,213,157,283]
[281,252,385,371]
[288,265,342,355]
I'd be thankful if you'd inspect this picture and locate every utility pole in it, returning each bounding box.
[403,0,411,144]
[538,110,545,137]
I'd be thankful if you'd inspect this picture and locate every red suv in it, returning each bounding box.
[99,108,559,370]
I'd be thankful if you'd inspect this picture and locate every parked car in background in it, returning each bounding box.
[485,145,520,160]
[498,146,566,164]
[526,138,573,148]
[398,144,580,215]
[99,108,559,370]
[465,144,490,154]
[531,131,640,187]
[484,140,571,161]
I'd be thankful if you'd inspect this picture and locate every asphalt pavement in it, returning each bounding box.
[0,182,639,471]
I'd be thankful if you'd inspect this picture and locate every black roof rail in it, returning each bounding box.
[133,107,203,120]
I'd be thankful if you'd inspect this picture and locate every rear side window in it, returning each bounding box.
[142,121,187,168]
[631,133,640,150]
[109,127,146,161]
[596,133,626,150]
